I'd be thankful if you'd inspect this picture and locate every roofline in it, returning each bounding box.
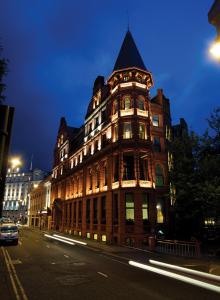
[107,66,154,86]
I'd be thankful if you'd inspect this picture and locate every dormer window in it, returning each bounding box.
[123,73,130,81]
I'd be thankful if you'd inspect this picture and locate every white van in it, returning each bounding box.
[0,223,19,245]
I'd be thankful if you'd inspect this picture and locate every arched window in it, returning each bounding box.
[155,165,164,187]
[137,97,145,110]
[122,96,131,110]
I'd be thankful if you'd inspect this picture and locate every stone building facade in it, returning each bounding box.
[51,30,172,247]
[29,175,51,229]
[3,168,44,223]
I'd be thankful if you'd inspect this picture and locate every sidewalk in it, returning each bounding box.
[38,227,220,276]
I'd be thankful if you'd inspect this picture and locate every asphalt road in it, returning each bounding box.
[0,228,219,300]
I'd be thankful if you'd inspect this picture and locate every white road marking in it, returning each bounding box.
[64,255,69,258]
[46,245,50,248]
[51,262,56,265]
[18,241,22,246]
[102,254,128,266]
[129,260,220,294]
[12,259,22,265]
[97,272,108,278]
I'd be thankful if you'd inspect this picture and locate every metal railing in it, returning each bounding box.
[157,239,200,257]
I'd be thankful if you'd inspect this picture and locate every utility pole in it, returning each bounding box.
[0,105,14,217]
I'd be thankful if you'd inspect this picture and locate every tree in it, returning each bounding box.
[170,108,220,241]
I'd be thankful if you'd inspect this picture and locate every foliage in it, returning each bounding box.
[170,108,220,240]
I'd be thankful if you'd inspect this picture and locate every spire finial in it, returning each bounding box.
[30,154,33,171]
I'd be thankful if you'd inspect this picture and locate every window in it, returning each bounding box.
[96,168,100,188]
[124,96,131,110]
[102,109,106,123]
[137,98,145,110]
[103,164,107,186]
[101,196,106,224]
[153,115,159,127]
[153,137,161,152]
[112,100,118,115]
[139,123,146,139]
[113,155,119,182]
[123,122,132,139]
[123,75,129,81]
[139,154,149,180]
[113,194,118,224]
[123,153,134,180]
[88,169,92,190]
[74,202,76,224]
[142,193,149,224]
[93,198,98,224]
[86,199,90,224]
[78,201,82,223]
[125,193,134,224]
[155,164,164,187]
[157,198,165,223]
[95,116,99,128]
[113,124,118,142]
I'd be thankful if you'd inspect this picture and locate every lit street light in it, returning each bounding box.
[9,157,22,172]
[209,40,220,60]
[208,0,220,62]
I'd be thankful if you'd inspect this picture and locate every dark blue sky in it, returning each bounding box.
[1,0,219,171]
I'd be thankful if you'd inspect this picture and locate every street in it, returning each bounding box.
[0,228,219,300]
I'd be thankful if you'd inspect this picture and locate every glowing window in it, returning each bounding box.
[123,96,131,110]
[139,123,146,139]
[125,193,134,224]
[123,122,132,139]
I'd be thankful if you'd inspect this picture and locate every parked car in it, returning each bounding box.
[0,223,19,245]
[0,217,14,224]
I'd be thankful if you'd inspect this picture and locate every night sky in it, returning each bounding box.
[0,0,219,171]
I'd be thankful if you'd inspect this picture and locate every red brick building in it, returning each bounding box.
[51,30,172,247]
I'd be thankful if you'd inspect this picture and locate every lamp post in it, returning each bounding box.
[0,105,15,218]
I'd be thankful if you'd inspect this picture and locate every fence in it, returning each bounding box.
[157,239,200,257]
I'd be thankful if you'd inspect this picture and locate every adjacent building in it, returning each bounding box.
[29,174,51,229]
[51,30,172,247]
[3,167,44,223]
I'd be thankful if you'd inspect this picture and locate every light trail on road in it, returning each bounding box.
[53,234,87,245]
[149,259,220,282]
[44,234,75,245]
[129,260,220,294]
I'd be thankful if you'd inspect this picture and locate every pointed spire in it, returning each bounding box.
[113,30,147,71]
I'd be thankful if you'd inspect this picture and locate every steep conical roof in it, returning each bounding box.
[113,30,146,71]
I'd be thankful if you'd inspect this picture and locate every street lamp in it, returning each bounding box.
[10,157,22,172]
[208,0,220,62]
[209,40,220,60]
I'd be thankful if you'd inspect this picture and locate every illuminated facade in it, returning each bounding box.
[51,30,172,246]
[29,175,51,229]
[3,168,44,222]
